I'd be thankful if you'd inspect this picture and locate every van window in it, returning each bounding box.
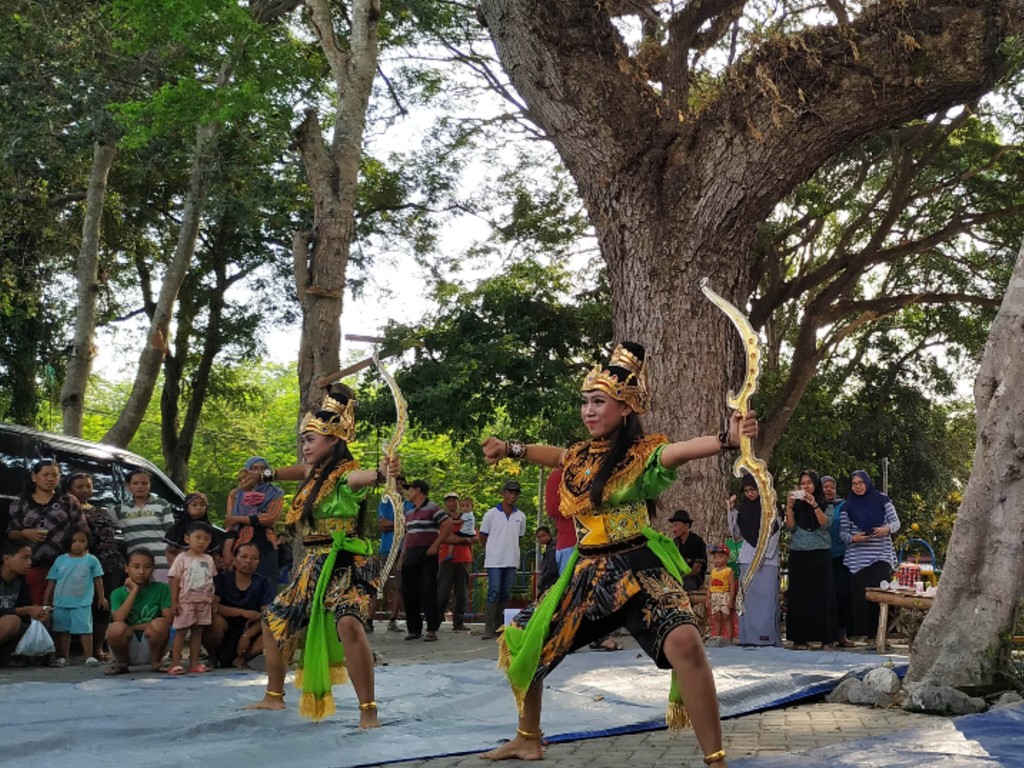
[0,430,34,501]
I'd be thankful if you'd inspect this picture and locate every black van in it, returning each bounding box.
[0,423,185,539]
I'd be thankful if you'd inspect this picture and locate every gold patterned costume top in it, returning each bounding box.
[559,433,669,547]
[265,460,375,721]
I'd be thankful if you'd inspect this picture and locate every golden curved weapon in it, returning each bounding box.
[701,280,778,615]
[374,350,408,599]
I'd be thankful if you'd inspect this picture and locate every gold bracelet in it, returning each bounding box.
[516,727,543,740]
[359,701,377,711]
[265,690,284,698]
[703,749,726,765]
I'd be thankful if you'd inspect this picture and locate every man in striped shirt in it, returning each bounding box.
[117,470,175,581]
[401,480,455,642]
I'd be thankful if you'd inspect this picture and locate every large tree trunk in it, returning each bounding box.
[478,0,1024,535]
[61,139,117,437]
[907,242,1024,687]
[292,0,380,418]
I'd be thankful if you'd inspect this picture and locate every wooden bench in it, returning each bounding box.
[865,587,934,653]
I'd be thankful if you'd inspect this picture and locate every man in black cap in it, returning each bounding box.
[478,480,527,639]
[669,509,707,591]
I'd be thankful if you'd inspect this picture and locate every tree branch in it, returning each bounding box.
[686,1,1024,226]
[825,291,1002,320]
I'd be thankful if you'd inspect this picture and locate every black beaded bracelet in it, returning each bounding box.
[506,440,528,460]
[375,469,386,485]
[717,431,737,451]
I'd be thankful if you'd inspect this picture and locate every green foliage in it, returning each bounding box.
[361,259,610,446]
[79,362,544,533]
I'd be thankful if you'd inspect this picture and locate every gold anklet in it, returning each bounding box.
[265,690,284,698]
[516,728,543,740]
[703,749,726,765]
[359,701,377,711]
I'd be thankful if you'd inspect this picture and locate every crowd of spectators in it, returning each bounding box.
[1,456,901,670]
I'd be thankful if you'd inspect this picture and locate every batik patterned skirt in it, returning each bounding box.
[508,542,698,687]
[264,544,380,649]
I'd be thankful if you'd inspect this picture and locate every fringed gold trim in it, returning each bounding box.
[512,683,527,716]
[497,636,511,671]
[293,663,349,689]
[330,663,349,685]
[298,691,336,722]
[666,701,690,730]
[497,635,526,714]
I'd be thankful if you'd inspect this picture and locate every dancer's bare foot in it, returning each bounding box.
[245,694,285,711]
[480,735,544,761]
[358,707,380,729]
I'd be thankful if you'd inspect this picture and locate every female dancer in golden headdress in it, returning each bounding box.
[245,384,398,727]
[480,342,756,768]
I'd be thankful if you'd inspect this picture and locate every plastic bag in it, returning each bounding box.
[14,619,56,657]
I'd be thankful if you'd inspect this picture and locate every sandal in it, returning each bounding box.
[167,665,187,676]
[791,643,811,651]
[837,638,856,648]
[589,639,623,652]
[189,663,210,674]
[105,664,130,676]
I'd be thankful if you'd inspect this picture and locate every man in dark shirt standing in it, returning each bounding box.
[669,509,707,591]
[401,481,455,642]
[535,526,559,594]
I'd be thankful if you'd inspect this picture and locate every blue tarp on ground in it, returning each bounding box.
[0,646,899,768]
[735,701,1024,768]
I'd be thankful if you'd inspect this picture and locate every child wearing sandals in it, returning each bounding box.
[44,527,107,666]
[167,520,216,675]
[106,548,172,674]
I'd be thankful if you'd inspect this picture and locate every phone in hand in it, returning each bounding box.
[791,490,805,500]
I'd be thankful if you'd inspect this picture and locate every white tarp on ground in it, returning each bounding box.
[2,646,899,768]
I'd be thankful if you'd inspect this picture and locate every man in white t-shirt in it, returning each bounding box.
[478,480,527,639]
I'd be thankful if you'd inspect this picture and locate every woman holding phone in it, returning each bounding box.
[784,471,838,650]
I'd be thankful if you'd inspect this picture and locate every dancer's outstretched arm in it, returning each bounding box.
[659,410,757,469]
[481,438,565,468]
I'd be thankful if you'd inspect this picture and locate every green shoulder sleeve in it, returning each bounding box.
[633,443,678,500]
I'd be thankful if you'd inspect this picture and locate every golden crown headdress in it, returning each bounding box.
[581,342,650,414]
[299,392,356,442]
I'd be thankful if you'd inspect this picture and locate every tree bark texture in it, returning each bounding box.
[102,119,219,448]
[479,0,1024,540]
[160,262,228,489]
[293,0,380,419]
[61,139,117,437]
[907,242,1024,687]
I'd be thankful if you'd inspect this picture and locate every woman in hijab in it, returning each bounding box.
[727,475,781,647]
[840,470,900,643]
[224,457,284,583]
[784,470,838,650]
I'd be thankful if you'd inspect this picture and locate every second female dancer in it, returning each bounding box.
[481,342,756,768]
[245,384,398,727]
